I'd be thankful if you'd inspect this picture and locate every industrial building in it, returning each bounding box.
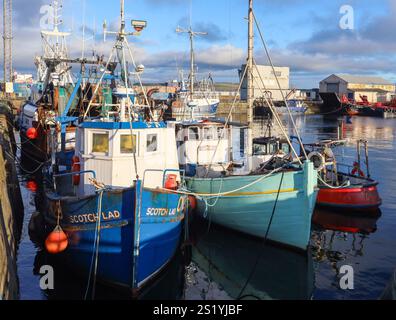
[240,65,290,101]
[319,74,396,103]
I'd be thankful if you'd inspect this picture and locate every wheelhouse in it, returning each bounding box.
[172,121,231,176]
[74,120,180,195]
[251,136,291,169]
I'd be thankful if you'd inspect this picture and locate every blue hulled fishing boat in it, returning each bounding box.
[41,1,188,296]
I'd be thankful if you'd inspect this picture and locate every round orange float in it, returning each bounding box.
[45,226,68,254]
[26,127,38,140]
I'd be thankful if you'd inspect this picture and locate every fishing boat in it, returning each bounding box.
[19,0,108,163]
[318,92,396,118]
[174,0,318,251]
[276,99,308,115]
[303,139,382,211]
[19,0,74,162]
[40,2,188,296]
[171,26,220,120]
[318,92,358,116]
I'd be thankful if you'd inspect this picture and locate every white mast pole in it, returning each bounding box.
[190,30,195,96]
[120,0,125,37]
[246,0,254,171]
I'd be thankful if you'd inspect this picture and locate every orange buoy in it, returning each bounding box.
[26,180,38,193]
[165,174,178,190]
[45,226,68,254]
[26,127,38,140]
[71,156,81,186]
[188,195,197,210]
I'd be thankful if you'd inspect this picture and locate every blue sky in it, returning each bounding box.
[8,0,396,88]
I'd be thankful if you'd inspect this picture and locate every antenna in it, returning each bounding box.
[103,0,147,42]
[51,0,63,32]
[176,26,207,95]
[82,0,86,59]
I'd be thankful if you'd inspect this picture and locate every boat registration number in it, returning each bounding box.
[146,208,177,217]
[68,211,121,224]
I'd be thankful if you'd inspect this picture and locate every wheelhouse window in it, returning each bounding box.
[92,133,109,154]
[253,144,267,156]
[281,143,291,154]
[188,127,199,141]
[120,134,136,154]
[146,134,158,152]
[217,127,225,139]
[203,127,214,140]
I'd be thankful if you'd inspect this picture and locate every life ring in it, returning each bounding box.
[307,151,325,171]
[71,156,81,186]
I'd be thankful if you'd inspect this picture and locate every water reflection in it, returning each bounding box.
[310,209,382,299]
[190,219,314,300]
[311,209,381,264]
[31,248,186,300]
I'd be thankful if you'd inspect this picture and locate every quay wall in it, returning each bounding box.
[0,104,24,300]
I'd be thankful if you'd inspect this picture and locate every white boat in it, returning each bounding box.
[172,26,220,120]
[276,99,308,114]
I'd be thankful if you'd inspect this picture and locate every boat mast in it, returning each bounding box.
[176,26,207,97]
[120,0,126,39]
[246,0,254,169]
[189,31,195,95]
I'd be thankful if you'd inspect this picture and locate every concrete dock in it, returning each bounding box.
[0,103,24,300]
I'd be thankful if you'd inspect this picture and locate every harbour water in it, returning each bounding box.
[15,115,396,300]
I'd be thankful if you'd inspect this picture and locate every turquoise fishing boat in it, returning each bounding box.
[173,0,318,251]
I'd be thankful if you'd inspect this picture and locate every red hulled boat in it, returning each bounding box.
[304,139,382,211]
[317,172,382,210]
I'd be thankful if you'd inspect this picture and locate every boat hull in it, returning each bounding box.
[357,106,396,119]
[43,184,186,291]
[172,100,219,120]
[186,162,318,251]
[276,107,307,115]
[20,122,49,162]
[317,183,382,210]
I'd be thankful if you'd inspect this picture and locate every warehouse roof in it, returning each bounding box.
[348,88,389,93]
[334,74,393,85]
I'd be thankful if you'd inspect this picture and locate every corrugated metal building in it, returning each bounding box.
[240,65,290,101]
[319,74,396,103]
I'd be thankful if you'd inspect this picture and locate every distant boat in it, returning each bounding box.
[172,77,220,120]
[319,92,396,118]
[276,99,308,114]
[172,25,220,120]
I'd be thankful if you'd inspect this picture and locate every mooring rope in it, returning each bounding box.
[84,180,106,300]
[161,167,283,200]
[317,174,351,189]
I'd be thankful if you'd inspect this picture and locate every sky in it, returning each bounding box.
[4,0,396,88]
